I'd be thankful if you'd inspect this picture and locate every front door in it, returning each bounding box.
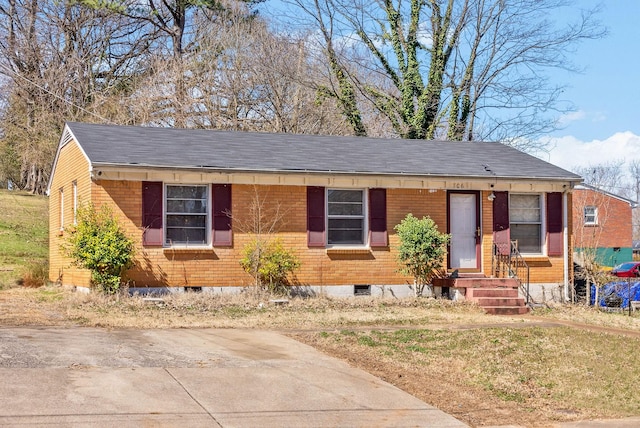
[448,192,479,269]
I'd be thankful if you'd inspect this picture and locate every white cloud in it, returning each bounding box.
[539,131,640,173]
[557,110,586,126]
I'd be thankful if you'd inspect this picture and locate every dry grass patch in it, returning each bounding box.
[531,304,640,330]
[57,287,504,329]
[0,284,528,329]
[293,326,640,427]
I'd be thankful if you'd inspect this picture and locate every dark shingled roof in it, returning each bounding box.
[65,122,580,181]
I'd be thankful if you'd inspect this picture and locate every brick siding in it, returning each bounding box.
[573,188,632,249]
[49,141,569,289]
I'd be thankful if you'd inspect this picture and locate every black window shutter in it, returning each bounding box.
[307,186,325,247]
[142,181,163,246]
[212,184,232,246]
[547,192,563,256]
[368,188,387,247]
[492,191,510,254]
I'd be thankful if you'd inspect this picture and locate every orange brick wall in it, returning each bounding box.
[48,141,92,286]
[49,152,570,289]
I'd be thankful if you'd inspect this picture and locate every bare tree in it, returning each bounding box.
[572,161,634,304]
[0,0,150,192]
[627,160,640,242]
[232,186,300,292]
[278,0,605,146]
[573,161,625,196]
[572,185,615,304]
[79,0,264,127]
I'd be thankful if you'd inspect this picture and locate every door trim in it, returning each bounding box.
[446,190,481,271]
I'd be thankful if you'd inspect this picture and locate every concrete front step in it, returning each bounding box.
[475,297,526,307]
[434,277,519,289]
[466,288,519,299]
[433,275,529,315]
[463,286,529,315]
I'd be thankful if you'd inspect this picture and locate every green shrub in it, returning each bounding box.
[394,213,450,296]
[63,204,134,294]
[240,238,300,293]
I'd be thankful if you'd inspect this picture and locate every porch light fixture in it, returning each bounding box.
[488,192,496,201]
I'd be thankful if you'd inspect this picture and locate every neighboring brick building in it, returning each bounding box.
[48,122,581,300]
[573,184,637,267]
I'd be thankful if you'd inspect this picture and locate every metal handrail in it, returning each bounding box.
[492,241,532,305]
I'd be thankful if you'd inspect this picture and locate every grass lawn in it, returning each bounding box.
[0,190,49,289]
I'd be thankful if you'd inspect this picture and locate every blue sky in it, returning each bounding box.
[541,1,640,173]
[549,1,639,141]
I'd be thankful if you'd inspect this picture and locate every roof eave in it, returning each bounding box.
[90,162,580,193]
[91,162,581,181]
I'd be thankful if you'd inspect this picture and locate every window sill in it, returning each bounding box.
[163,247,214,254]
[521,255,548,259]
[326,248,372,255]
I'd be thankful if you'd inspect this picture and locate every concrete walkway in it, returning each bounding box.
[0,327,468,427]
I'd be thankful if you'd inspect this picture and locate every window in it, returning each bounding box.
[59,187,64,231]
[510,194,543,254]
[72,181,78,225]
[165,185,209,245]
[327,189,365,245]
[584,206,598,225]
[307,187,386,248]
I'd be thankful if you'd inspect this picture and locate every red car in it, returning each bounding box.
[611,262,640,278]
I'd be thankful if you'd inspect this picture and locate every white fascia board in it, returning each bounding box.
[89,164,577,193]
[46,123,93,195]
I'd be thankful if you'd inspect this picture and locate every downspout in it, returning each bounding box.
[563,189,569,303]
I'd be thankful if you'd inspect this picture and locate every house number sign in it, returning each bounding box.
[451,182,468,189]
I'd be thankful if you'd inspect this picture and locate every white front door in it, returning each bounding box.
[449,193,478,269]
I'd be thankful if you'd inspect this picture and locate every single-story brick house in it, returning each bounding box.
[572,184,637,268]
[48,122,581,301]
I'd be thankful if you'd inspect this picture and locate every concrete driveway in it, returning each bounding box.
[0,327,468,427]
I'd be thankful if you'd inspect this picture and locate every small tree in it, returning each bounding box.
[233,186,301,294]
[395,214,450,296]
[63,204,134,294]
[240,238,300,293]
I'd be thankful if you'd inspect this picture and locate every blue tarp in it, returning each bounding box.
[591,281,640,307]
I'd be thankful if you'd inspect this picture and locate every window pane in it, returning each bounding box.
[166,227,206,244]
[167,185,207,199]
[328,218,363,244]
[328,189,363,203]
[511,224,541,253]
[328,202,363,216]
[167,199,207,214]
[510,195,540,222]
[166,215,206,228]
